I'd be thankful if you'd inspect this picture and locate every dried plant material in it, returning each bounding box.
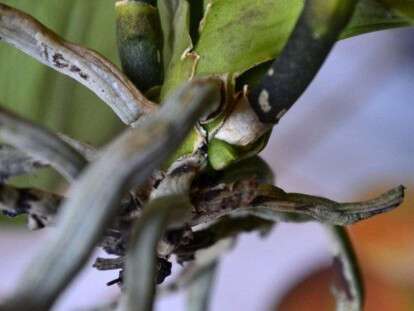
[0,144,47,181]
[191,178,258,225]
[0,3,157,125]
[0,184,61,230]
[0,107,87,181]
[118,195,192,311]
[1,79,220,311]
[0,185,143,234]
[187,261,218,311]
[236,184,405,225]
[150,153,205,199]
[326,226,363,311]
[57,133,98,161]
[0,133,95,182]
[163,239,232,295]
[175,215,273,260]
[93,257,124,272]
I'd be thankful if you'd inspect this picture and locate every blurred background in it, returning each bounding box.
[1,1,414,310]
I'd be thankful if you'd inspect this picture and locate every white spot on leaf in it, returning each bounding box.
[258,90,271,113]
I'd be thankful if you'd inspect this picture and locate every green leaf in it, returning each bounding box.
[158,0,189,71]
[193,0,413,77]
[341,0,414,38]
[208,131,270,170]
[218,155,274,185]
[379,0,414,19]
[159,0,197,99]
[195,0,303,76]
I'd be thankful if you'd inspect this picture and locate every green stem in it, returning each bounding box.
[116,0,163,92]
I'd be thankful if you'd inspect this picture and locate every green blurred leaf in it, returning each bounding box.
[159,0,198,99]
[341,0,414,38]
[193,0,413,77]
[158,0,189,71]
[380,0,414,19]
[0,1,124,188]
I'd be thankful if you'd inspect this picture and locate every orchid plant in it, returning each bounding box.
[0,1,412,310]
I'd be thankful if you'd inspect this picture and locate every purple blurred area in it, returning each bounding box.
[1,28,414,310]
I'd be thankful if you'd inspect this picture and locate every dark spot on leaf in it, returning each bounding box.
[41,43,49,61]
[32,161,44,169]
[70,65,88,80]
[52,53,69,68]
[79,72,88,80]
[70,65,81,73]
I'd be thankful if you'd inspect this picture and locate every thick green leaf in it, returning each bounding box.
[158,0,188,71]
[187,0,414,170]
[193,0,414,77]
[157,0,207,169]
[159,0,197,99]
[195,0,302,76]
[0,1,123,188]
